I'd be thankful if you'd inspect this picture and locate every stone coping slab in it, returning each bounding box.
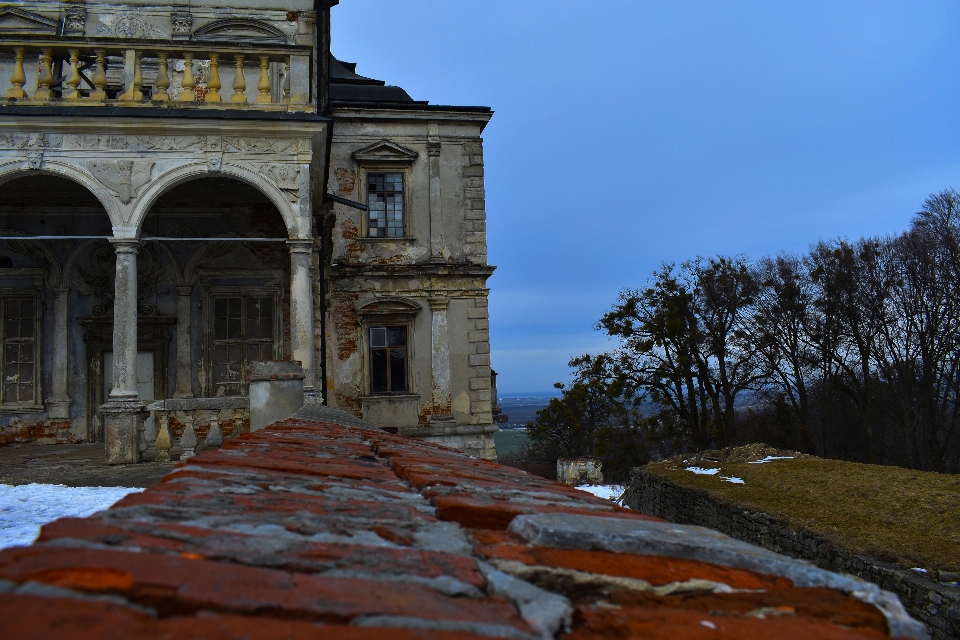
[146,397,249,412]
[0,418,928,639]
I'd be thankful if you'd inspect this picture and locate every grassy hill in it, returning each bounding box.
[644,447,960,573]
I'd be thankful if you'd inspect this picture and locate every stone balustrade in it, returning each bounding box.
[1,40,311,108]
[146,397,248,462]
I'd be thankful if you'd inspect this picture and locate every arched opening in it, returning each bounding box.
[0,174,112,444]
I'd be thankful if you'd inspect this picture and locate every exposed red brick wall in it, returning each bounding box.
[0,419,83,447]
[0,419,923,639]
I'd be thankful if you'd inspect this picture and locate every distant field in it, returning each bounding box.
[494,429,529,459]
[646,453,960,572]
[497,395,557,429]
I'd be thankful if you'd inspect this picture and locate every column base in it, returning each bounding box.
[303,386,322,405]
[99,400,147,465]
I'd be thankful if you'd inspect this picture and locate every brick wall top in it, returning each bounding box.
[0,418,927,639]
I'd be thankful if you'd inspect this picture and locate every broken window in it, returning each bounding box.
[367,172,404,237]
[211,296,275,396]
[1,297,36,405]
[369,326,407,394]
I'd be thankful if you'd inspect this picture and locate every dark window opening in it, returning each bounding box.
[1,297,36,405]
[212,295,275,396]
[370,325,407,394]
[367,172,404,237]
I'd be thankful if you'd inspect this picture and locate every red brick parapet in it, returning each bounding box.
[0,418,927,639]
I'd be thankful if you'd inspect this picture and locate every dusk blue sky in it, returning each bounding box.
[331,1,960,394]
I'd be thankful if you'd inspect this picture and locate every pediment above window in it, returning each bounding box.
[356,297,422,318]
[193,19,287,44]
[0,8,57,35]
[352,140,419,165]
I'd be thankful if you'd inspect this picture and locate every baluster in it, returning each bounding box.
[282,58,290,104]
[233,407,246,436]
[120,50,143,101]
[256,55,271,104]
[154,410,171,463]
[35,49,53,100]
[205,411,224,448]
[90,49,107,100]
[154,52,170,101]
[180,52,195,101]
[63,49,81,99]
[7,47,26,99]
[231,54,246,103]
[180,410,197,459]
[206,53,222,102]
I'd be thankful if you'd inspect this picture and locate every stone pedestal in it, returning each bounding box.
[100,400,148,465]
[249,360,304,432]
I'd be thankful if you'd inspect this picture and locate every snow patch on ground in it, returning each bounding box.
[576,484,624,501]
[748,455,794,464]
[720,475,745,484]
[685,466,720,475]
[0,483,142,550]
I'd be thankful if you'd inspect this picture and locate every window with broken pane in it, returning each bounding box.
[367,172,404,237]
[212,295,275,396]
[1,297,37,405]
[370,325,407,394]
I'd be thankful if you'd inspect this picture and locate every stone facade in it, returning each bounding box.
[0,1,499,460]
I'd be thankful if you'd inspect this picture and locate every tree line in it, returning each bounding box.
[520,190,960,479]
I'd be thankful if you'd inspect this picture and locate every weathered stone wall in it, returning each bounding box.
[626,468,960,640]
[0,413,930,638]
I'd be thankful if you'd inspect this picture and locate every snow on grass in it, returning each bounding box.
[0,483,143,550]
[576,484,624,501]
[685,466,720,475]
[720,475,745,484]
[747,455,794,464]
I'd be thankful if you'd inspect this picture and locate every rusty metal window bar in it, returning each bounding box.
[370,326,407,394]
[367,172,404,237]
[211,296,275,397]
[1,298,37,405]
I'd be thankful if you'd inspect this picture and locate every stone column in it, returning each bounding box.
[45,286,71,419]
[173,285,193,398]
[100,238,147,465]
[429,297,453,422]
[427,122,444,261]
[288,239,317,402]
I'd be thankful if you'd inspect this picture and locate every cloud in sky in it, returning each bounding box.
[331,0,960,393]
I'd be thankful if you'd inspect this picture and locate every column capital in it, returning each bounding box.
[110,237,141,254]
[428,297,449,311]
[286,238,314,254]
[175,285,193,296]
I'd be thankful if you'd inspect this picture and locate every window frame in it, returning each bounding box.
[202,285,282,397]
[0,285,43,410]
[367,324,410,395]
[355,298,421,398]
[357,164,414,240]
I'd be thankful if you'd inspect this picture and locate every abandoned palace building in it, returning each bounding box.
[0,0,499,462]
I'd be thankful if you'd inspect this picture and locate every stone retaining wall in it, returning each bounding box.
[0,416,930,638]
[625,468,960,640]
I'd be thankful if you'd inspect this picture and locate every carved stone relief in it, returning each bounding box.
[249,163,300,200]
[94,12,167,39]
[66,135,217,152]
[63,3,87,36]
[171,9,193,39]
[74,242,172,316]
[0,133,62,150]
[87,160,154,204]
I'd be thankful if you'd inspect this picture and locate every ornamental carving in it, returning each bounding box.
[250,163,300,200]
[64,3,86,36]
[171,9,192,39]
[66,135,217,152]
[74,242,172,316]
[95,12,167,39]
[87,160,154,204]
[0,133,62,150]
